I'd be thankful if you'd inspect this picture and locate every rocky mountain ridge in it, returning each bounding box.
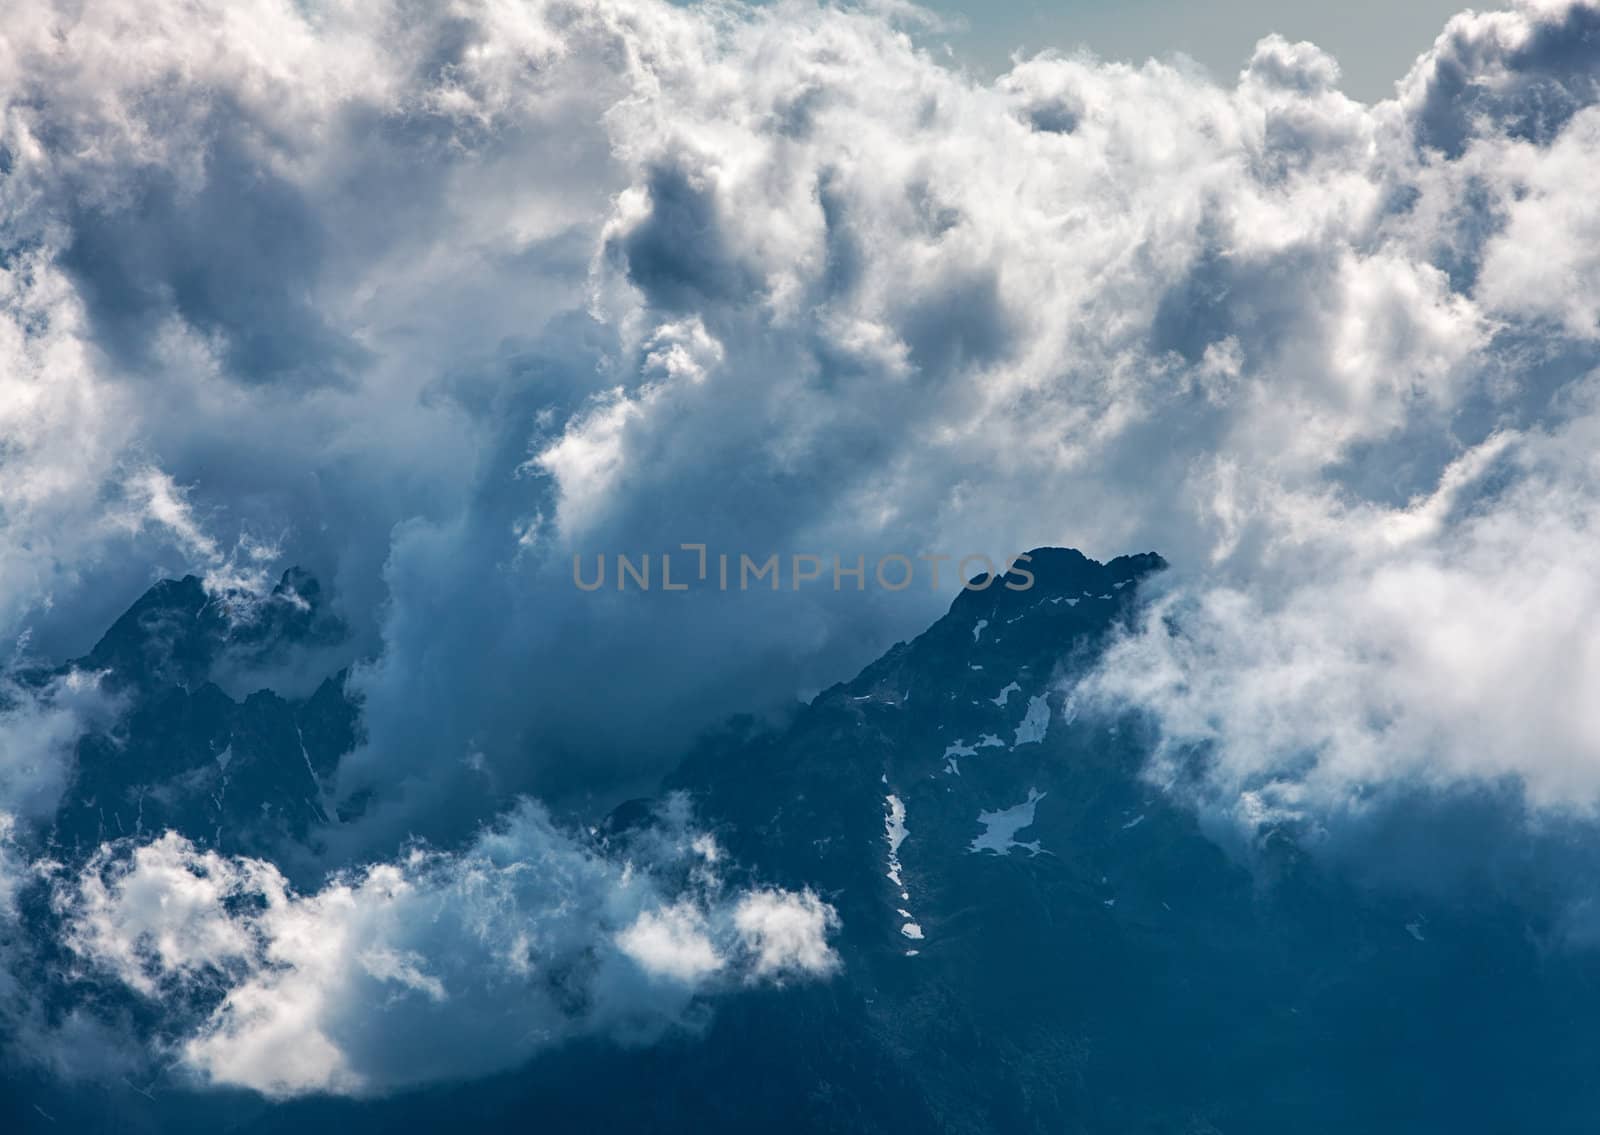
[8,547,1599,1133]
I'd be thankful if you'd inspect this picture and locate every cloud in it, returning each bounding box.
[1084,399,1600,826]
[1475,106,1600,336]
[616,901,725,982]
[732,889,842,979]
[5,0,1594,828]
[0,667,123,1081]
[0,669,117,826]
[0,245,142,635]
[49,796,838,1099]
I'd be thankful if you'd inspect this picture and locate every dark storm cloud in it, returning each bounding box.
[60,129,362,387]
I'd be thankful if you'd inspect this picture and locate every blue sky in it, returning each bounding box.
[919,0,1469,101]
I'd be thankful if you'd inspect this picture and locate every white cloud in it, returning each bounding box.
[1084,399,1600,825]
[1476,106,1600,336]
[732,889,841,979]
[0,669,115,825]
[0,247,140,634]
[616,901,725,982]
[64,833,268,997]
[52,797,840,1099]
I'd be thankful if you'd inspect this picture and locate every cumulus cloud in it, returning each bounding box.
[1475,107,1600,335]
[49,797,838,1099]
[1086,407,1600,817]
[733,889,842,979]
[2,0,1596,829]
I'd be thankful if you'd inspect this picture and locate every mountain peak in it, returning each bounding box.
[55,567,358,859]
[81,567,345,692]
[946,545,1167,623]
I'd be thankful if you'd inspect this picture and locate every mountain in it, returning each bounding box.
[654,548,1600,1132]
[8,548,1600,1133]
[44,568,359,861]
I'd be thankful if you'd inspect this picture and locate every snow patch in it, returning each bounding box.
[884,794,908,889]
[1013,695,1050,746]
[970,789,1046,855]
